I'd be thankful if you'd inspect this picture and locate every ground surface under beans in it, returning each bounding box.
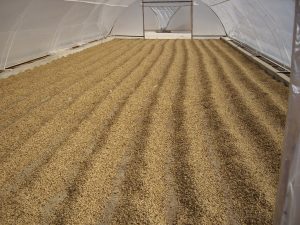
[0,39,289,225]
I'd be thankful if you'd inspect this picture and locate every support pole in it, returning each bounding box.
[274,0,300,224]
[191,0,193,39]
[142,0,145,38]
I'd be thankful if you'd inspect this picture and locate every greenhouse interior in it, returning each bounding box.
[0,0,299,224]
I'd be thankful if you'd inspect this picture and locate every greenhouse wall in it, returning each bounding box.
[0,0,296,69]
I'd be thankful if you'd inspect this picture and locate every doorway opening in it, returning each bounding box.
[142,0,193,39]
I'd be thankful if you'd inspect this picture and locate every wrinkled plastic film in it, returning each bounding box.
[192,0,225,36]
[203,0,294,67]
[150,6,179,31]
[111,1,144,36]
[143,1,192,32]
[274,0,300,224]
[0,0,136,69]
[0,0,295,69]
[138,0,225,36]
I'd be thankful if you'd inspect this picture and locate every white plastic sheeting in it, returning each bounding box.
[0,0,135,69]
[151,6,180,31]
[0,0,295,68]
[202,0,294,67]
[143,1,192,32]
[168,6,192,32]
[111,1,144,36]
[112,0,225,37]
[275,0,300,224]
[193,0,225,36]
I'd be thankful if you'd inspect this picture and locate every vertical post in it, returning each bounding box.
[142,0,145,39]
[274,0,300,224]
[191,0,193,39]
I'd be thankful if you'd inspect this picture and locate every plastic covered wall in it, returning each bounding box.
[0,0,295,69]
[112,0,225,37]
[202,0,295,67]
[193,0,225,36]
[275,0,300,224]
[143,1,192,32]
[111,1,144,37]
[151,6,180,31]
[193,0,226,36]
[168,6,192,31]
[0,0,135,70]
